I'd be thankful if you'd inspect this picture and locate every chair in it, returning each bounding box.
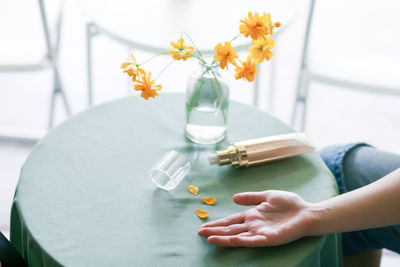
[291,0,400,131]
[0,231,27,267]
[0,0,70,143]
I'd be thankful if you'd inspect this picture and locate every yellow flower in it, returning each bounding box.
[214,42,238,70]
[274,21,281,28]
[134,71,162,100]
[248,36,275,63]
[239,12,272,40]
[234,57,258,82]
[169,38,194,61]
[121,54,143,81]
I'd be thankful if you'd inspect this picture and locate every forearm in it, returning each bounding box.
[309,168,400,236]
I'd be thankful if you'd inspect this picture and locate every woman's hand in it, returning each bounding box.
[198,169,400,247]
[198,190,316,247]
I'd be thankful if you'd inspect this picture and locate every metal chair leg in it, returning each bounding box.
[291,73,309,130]
[48,86,56,129]
[39,0,71,129]
[87,23,98,106]
[48,67,71,129]
[299,80,309,131]
[267,51,277,113]
[291,75,303,127]
[253,63,262,107]
[291,0,315,131]
[54,67,71,116]
[59,89,71,117]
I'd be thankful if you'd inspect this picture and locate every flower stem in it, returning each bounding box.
[210,72,228,122]
[154,59,176,80]
[181,32,206,64]
[189,54,207,63]
[186,68,209,121]
[139,51,170,66]
[230,34,242,43]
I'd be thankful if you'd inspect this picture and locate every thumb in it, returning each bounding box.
[233,191,269,206]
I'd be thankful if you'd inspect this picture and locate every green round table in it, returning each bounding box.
[11,94,340,267]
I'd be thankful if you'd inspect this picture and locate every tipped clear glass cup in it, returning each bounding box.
[150,150,191,190]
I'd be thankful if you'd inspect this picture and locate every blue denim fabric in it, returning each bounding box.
[319,143,400,256]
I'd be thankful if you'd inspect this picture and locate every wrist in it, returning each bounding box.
[304,202,330,236]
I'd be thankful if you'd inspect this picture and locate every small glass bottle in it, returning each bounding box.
[185,61,229,144]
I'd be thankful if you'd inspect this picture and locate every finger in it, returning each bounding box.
[200,213,244,228]
[198,224,247,237]
[233,191,269,206]
[237,232,252,237]
[207,235,268,247]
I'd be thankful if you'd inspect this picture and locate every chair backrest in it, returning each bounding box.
[0,231,27,267]
[303,0,400,87]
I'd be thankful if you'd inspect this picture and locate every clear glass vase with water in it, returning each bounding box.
[185,61,229,144]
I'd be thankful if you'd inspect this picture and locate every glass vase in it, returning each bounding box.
[185,61,229,144]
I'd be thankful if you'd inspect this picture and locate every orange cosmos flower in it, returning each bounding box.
[134,71,162,100]
[234,57,258,82]
[121,54,143,81]
[169,38,194,61]
[239,12,272,40]
[214,42,238,70]
[248,36,275,63]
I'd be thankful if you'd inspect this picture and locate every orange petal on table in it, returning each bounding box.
[201,197,216,205]
[196,208,208,219]
[187,185,199,195]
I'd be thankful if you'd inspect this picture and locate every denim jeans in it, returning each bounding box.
[319,143,400,256]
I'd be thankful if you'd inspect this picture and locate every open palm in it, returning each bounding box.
[198,190,315,247]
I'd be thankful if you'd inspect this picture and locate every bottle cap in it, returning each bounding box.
[150,150,191,191]
[208,154,220,165]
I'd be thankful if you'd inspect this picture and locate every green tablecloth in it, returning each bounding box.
[11,94,340,267]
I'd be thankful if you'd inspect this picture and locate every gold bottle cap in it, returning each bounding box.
[208,154,220,165]
[208,145,241,166]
